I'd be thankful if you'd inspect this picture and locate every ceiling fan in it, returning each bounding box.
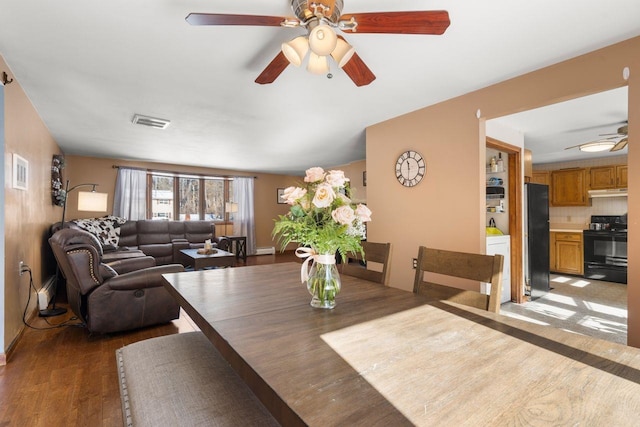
[185,0,450,86]
[565,121,628,153]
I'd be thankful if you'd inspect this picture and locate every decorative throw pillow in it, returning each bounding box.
[72,216,127,248]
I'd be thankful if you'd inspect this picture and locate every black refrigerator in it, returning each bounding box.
[525,183,550,299]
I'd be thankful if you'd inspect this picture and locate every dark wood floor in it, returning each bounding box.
[0,252,297,427]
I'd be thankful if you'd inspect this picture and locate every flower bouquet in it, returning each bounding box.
[273,167,372,308]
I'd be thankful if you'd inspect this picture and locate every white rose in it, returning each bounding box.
[283,186,306,205]
[312,183,335,208]
[332,205,356,225]
[355,204,372,222]
[325,170,348,187]
[304,167,325,183]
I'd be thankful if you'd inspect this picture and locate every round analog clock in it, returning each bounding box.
[395,150,426,187]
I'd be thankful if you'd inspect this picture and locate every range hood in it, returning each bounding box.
[588,188,628,198]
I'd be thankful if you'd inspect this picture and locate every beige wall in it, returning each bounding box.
[332,159,367,203]
[367,36,640,346]
[2,55,62,356]
[64,155,299,249]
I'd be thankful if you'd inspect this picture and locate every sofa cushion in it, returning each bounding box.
[184,221,215,243]
[137,221,171,245]
[72,215,127,247]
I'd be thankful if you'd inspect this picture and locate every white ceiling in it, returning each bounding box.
[1,1,639,175]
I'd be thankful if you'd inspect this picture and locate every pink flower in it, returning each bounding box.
[304,167,325,183]
[332,205,356,225]
[325,170,348,187]
[312,183,335,208]
[355,204,372,222]
[283,186,307,205]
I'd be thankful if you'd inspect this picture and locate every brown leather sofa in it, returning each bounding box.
[49,228,184,334]
[54,219,229,265]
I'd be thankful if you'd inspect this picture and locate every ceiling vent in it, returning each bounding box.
[132,114,170,129]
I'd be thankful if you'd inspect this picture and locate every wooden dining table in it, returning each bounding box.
[162,262,640,426]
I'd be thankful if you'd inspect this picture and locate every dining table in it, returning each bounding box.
[162,262,640,426]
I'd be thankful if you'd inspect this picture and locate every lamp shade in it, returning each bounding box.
[77,191,108,212]
[579,141,616,152]
[309,24,338,56]
[307,53,329,75]
[330,38,355,68]
[282,36,309,67]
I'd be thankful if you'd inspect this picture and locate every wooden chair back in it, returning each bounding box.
[341,242,392,285]
[413,246,504,313]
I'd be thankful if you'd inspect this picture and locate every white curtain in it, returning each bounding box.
[233,177,256,256]
[113,168,147,220]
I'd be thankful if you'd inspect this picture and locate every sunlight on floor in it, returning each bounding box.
[526,302,576,320]
[542,293,577,307]
[500,311,549,326]
[551,275,591,288]
[578,315,627,335]
[582,300,627,318]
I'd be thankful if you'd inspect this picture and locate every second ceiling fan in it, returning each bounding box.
[186,0,450,86]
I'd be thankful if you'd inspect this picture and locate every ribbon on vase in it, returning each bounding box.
[295,247,336,283]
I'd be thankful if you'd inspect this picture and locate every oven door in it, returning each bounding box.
[583,231,627,283]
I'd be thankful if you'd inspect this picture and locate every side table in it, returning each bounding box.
[224,236,247,262]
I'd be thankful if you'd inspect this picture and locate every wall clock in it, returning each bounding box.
[395,150,426,187]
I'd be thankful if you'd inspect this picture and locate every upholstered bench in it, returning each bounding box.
[116,332,279,427]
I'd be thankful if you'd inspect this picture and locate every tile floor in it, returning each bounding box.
[500,274,628,345]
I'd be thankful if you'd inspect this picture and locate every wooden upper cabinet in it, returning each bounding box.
[531,170,550,186]
[616,165,628,188]
[551,168,588,206]
[588,164,627,189]
[589,166,616,190]
[524,149,533,180]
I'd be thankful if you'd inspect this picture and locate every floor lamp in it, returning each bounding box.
[41,180,108,317]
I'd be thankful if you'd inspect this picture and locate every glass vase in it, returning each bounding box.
[307,255,341,309]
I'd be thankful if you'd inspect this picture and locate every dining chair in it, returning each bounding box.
[341,241,392,285]
[413,246,504,313]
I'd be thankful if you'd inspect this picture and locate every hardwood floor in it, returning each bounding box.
[0,252,298,427]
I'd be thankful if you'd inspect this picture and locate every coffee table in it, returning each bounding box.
[180,248,236,270]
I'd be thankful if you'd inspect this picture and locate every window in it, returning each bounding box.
[147,172,233,222]
[179,177,200,220]
[150,175,174,220]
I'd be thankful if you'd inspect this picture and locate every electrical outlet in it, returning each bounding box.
[412,258,417,269]
[19,261,24,276]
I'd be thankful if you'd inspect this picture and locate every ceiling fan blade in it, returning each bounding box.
[610,138,628,152]
[255,52,290,85]
[186,13,290,27]
[342,52,376,86]
[339,11,450,35]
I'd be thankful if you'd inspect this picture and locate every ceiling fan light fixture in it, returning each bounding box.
[307,52,329,75]
[282,36,309,67]
[308,24,338,56]
[579,141,616,152]
[330,38,355,68]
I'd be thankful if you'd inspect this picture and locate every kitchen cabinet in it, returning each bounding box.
[524,149,533,180]
[486,235,511,303]
[616,165,627,188]
[550,232,583,275]
[589,165,627,190]
[531,170,550,186]
[550,168,588,206]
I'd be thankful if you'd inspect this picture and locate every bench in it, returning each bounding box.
[116,332,279,426]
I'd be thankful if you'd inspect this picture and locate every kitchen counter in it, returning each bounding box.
[549,223,587,233]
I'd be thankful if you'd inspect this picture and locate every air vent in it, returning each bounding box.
[132,114,170,129]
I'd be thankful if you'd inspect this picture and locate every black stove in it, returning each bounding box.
[583,215,627,284]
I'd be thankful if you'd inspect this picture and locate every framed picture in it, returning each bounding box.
[13,154,28,191]
[363,171,367,187]
[277,188,287,204]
